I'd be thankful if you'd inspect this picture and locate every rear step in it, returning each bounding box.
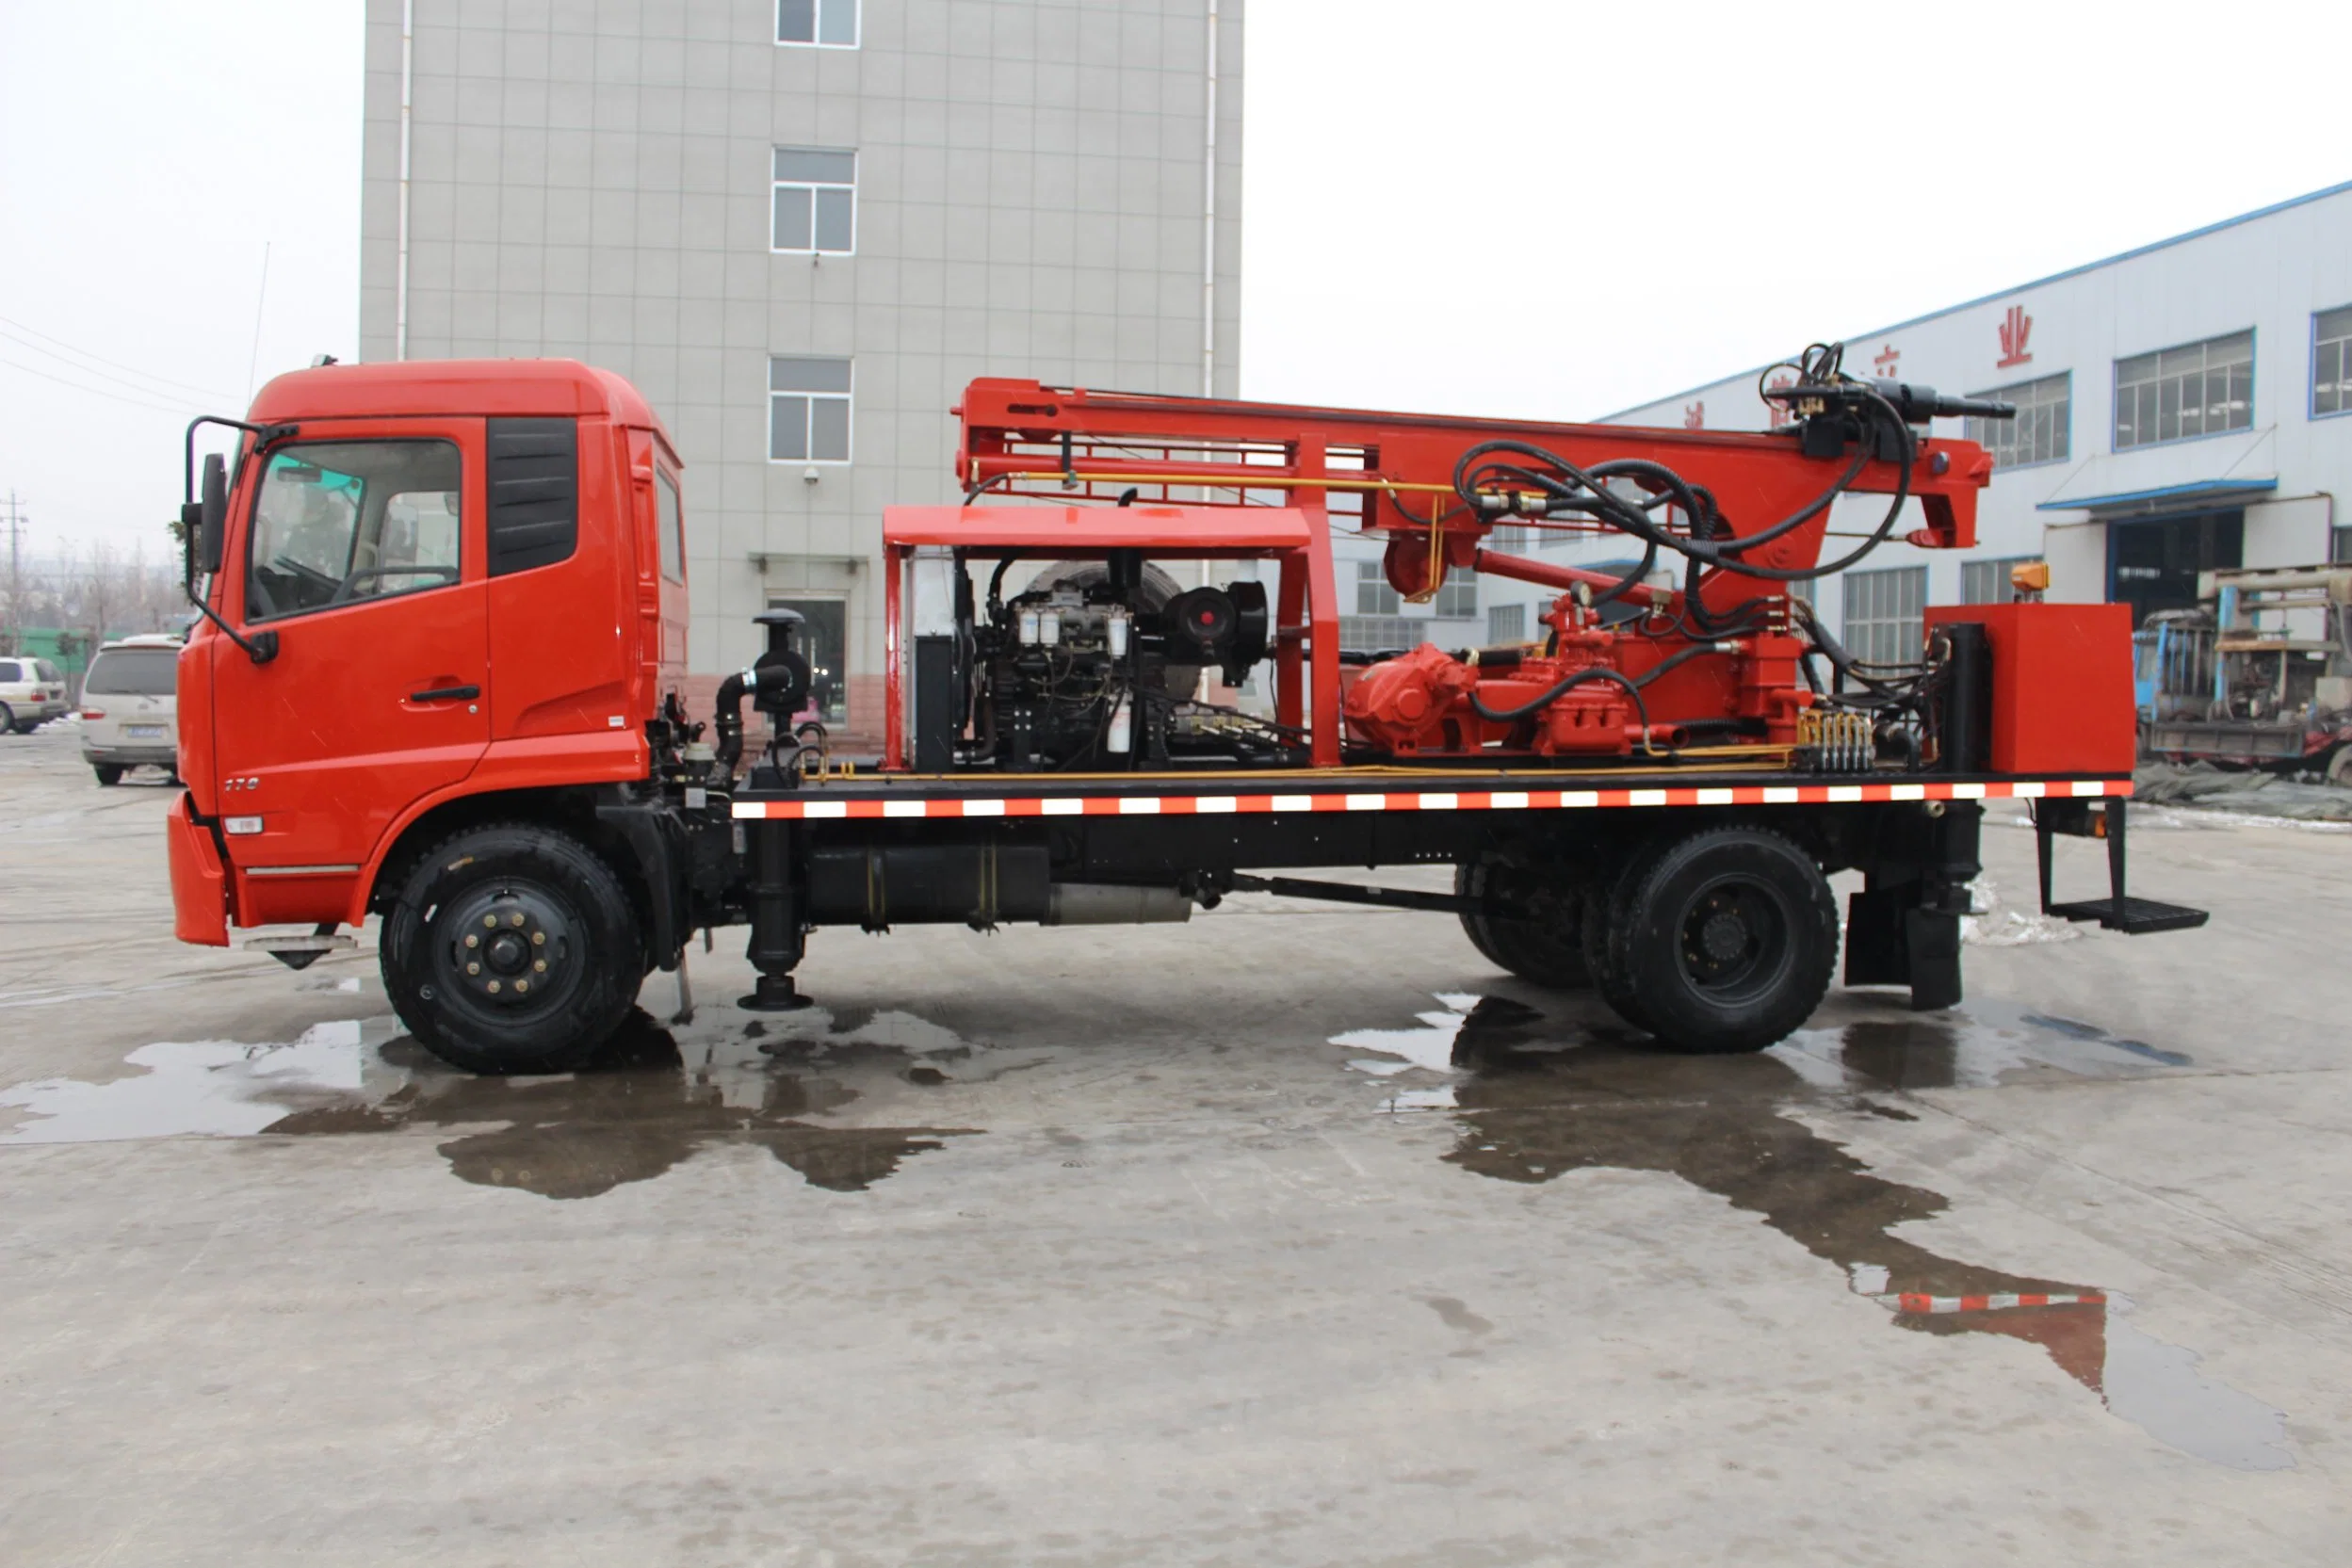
[2044,895,2210,934]
[2036,798,2210,935]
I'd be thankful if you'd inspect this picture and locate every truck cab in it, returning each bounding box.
[170,362,693,1061]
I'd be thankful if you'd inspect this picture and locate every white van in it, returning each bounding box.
[80,636,183,785]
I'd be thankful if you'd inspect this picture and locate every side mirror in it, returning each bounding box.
[197,453,228,575]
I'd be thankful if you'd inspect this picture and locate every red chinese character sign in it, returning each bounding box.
[1683,402,1705,429]
[1873,344,1901,379]
[1997,304,2034,369]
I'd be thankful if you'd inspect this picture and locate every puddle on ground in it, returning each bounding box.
[3,1009,998,1199]
[1337,993,2292,1472]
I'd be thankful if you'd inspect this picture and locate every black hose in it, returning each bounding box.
[713,671,749,774]
[1470,666,1652,739]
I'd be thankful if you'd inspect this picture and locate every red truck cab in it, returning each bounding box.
[170,360,688,954]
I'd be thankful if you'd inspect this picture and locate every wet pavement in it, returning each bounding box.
[4,723,2350,1564]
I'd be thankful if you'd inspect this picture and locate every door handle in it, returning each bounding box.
[409,684,481,703]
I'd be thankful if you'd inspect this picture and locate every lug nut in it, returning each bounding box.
[533,959,546,973]
[531,930,545,946]
[487,979,501,994]
[515,979,528,994]
[483,914,497,929]
[510,913,526,928]
[467,962,480,975]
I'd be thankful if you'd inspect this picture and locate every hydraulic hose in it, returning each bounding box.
[713,671,749,773]
[1470,665,1650,734]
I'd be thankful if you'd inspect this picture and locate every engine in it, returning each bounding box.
[960,555,1285,770]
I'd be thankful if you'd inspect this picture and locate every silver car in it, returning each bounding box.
[79,638,182,784]
[0,655,70,735]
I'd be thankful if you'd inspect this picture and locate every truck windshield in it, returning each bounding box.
[246,440,462,622]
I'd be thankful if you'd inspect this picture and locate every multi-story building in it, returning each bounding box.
[359,0,1243,735]
[1499,182,2352,661]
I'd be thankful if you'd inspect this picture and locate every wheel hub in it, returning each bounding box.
[439,883,568,1009]
[1697,906,1749,964]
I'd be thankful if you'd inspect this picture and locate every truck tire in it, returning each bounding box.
[1454,850,1590,988]
[1582,844,1662,1034]
[379,823,645,1074]
[1598,825,1838,1054]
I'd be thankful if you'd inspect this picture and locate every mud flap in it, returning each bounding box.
[1842,801,1978,1012]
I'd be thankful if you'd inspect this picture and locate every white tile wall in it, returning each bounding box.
[362,0,1244,683]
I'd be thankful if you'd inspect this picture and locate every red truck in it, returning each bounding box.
[169,353,2202,1073]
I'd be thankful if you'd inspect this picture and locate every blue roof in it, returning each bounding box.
[1599,178,2352,423]
[2035,477,2279,514]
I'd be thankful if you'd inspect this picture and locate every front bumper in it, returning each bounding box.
[167,794,231,946]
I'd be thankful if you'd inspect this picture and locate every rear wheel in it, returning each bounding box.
[1455,849,1590,988]
[379,823,645,1074]
[0,703,14,735]
[1592,826,1838,1054]
[93,765,123,786]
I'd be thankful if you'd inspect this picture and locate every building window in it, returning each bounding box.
[772,149,855,254]
[1354,559,1400,617]
[777,0,857,47]
[1489,525,1533,552]
[770,357,852,462]
[1962,556,2042,605]
[1434,568,1477,619]
[2314,306,2352,417]
[2114,331,2253,450]
[1966,372,2069,468]
[1339,615,1419,654]
[1841,566,1927,667]
[769,596,849,722]
[1487,602,1526,645]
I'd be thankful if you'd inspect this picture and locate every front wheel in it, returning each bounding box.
[1595,826,1838,1054]
[379,823,646,1073]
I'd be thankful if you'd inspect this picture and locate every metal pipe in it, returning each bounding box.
[1471,546,1677,608]
[1200,0,1218,399]
[395,0,414,361]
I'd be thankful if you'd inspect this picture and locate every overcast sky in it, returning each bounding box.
[2,0,2345,558]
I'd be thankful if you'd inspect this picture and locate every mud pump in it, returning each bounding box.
[166,348,2205,1073]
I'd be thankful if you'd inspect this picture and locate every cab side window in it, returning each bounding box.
[245,441,462,622]
[656,469,685,583]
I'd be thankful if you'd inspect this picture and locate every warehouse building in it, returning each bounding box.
[1493,182,2352,663]
[359,0,1243,736]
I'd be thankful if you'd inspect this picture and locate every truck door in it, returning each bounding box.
[208,419,490,879]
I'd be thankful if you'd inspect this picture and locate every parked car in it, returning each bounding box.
[0,655,71,734]
[80,636,182,784]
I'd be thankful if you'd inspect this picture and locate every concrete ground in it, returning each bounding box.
[4,722,2349,1566]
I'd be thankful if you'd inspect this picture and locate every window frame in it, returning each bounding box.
[767,357,854,465]
[770,147,857,256]
[1960,555,2044,606]
[2112,329,2256,453]
[775,0,859,48]
[1965,371,2071,471]
[1840,565,1928,669]
[240,438,467,626]
[1434,567,1477,619]
[2311,304,2352,422]
[1487,602,1527,646]
[1354,558,1401,617]
[655,467,686,584]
